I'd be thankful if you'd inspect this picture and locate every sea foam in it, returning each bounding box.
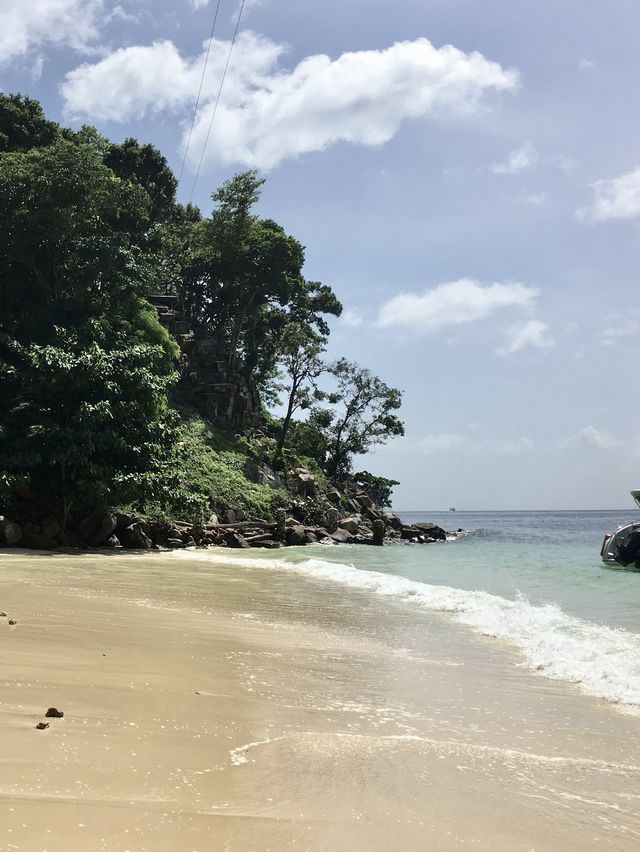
[175,550,640,712]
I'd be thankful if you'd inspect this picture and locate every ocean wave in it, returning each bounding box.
[177,550,640,712]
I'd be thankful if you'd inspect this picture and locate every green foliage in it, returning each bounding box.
[178,170,342,381]
[149,417,276,522]
[312,359,405,479]
[351,471,400,508]
[0,93,60,152]
[0,326,178,520]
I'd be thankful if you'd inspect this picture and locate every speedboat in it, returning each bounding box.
[601,490,640,569]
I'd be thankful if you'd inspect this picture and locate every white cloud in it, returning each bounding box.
[376,278,537,334]
[190,0,210,7]
[492,141,537,175]
[416,433,466,454]
[61,34,519,170]
[341,308,363,327]
[576,425,620,450]
[577,166,640,222]
[497,320,555,355]
[599,314,639,347]
[579,58,598,71]
[412,433,533,456]
[518,191,547,205]
[0,0,104,63]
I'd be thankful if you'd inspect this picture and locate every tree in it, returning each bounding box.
[313,359,405,478]
[351,471,400,507]
[0,93,60,153]
[0,129,179,522]
[274,323,327,459]
[178,171,341,380]
[0,327,178,525]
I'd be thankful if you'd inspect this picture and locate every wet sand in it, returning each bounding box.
[1,549,640,851]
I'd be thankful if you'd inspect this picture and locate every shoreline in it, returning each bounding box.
[2,549,640,850]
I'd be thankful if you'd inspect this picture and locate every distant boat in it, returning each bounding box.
[449,507,456,512]
[600,490,640,569]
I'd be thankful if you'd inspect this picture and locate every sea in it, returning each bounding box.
[251,508,640,713]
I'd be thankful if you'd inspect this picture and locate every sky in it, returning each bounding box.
[1,0,640,509]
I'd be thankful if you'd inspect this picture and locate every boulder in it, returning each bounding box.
[20,531,58,550]
[223,531,250,548]
[206,513,219,527]
[102,535,121,549]
[356,492,374,509]
[0,520,22,546]
[372,519,386,546]
[115,512,138,530]
[412,522,447,541]
[166,538,186,548]
[296,471,317,498]
[329,528,352,543]
[78,509,117,545]
[223,509,237,524]
[324,507,339,534]
[381,511,403,531]
[285,525,307,546]
[339,517,361,535]
[40,514,60,539]
[117,523,153,550]
[305,531,318,544]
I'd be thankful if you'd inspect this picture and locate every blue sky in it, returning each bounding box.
[2,0,640,509]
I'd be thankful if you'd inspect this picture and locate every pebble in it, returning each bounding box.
[8,619,16,625]
[35,722,49,730]
[45,708,64,718]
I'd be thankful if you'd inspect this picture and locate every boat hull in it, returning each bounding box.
[601,521,640,569]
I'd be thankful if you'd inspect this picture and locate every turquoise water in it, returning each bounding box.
[265,509,640,711]
[307,510,640,633]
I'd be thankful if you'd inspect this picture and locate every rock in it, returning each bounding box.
[400,526,418,541]
[35,722,49,730]
[296,472,317,499]
[0,520,22,546]
[325,488,343,506]
[381,511,403,531]
[356,492,374,509]
[223,509,237,524]
[329,528,352,543]
[412,522,447,541]
[250,540,283,549]
[0,612,6,617]
[305,531,318,544]
[23,522,41,535]
[45,707,64,718]
[372,519,386,546]
[20,531,58,550]
[8,619,16,625]
[223,531,250,548]
[285,525,307,546]
[324,507,339,534]
[116,523,153,550]
[235,508,246,522]
[339,517,361,535]
[166,538,185,548]
[40,514,60,539]
[184,535,196,547]
[206,513,219,527]
[102,535,121,549]
[274,508,287,540]
[78,509,117,545]
[115,512,137,529]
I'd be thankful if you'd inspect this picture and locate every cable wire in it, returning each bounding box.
[177,0,223,187]
[188,0,247,204]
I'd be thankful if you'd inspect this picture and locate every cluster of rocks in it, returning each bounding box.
[0,483,453,552]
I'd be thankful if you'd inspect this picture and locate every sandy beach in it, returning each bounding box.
[1,549,640,851]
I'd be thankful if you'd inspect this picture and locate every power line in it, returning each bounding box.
[177,0,223,187]
[188,0,247,205]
